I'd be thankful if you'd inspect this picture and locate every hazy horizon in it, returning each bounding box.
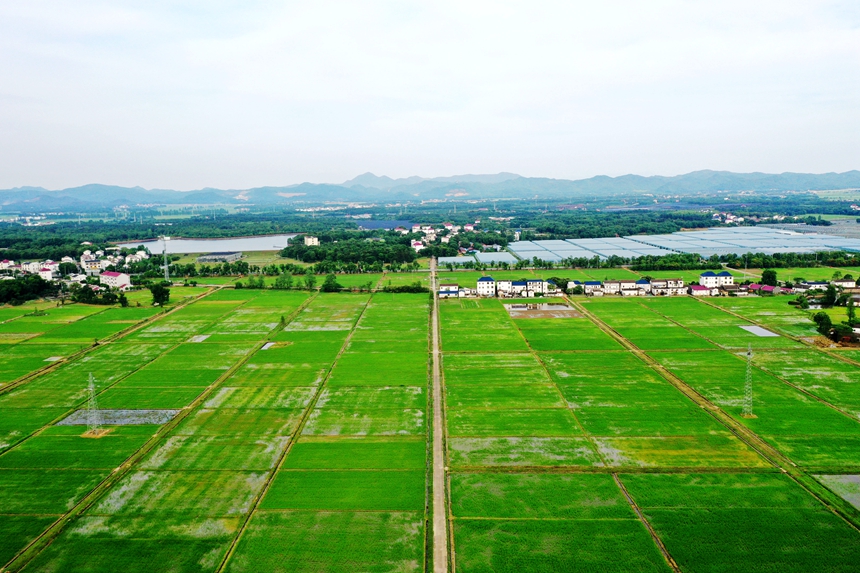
[1,2,858,191]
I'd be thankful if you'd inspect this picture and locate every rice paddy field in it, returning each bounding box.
[3,278,860,572]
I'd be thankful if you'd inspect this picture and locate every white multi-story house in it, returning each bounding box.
[476,276,496,296]
[0,259,15,269]
[700,271,735,288]
[603,281,621,295]
[496,280,513,295]
[99,271,131,289]
[583,281,603,295]
[526,279,546,294]
[303,236,320,246]
[650,278,686,296]
[38,268,54,281]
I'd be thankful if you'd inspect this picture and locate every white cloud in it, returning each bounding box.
[0,0,857,189]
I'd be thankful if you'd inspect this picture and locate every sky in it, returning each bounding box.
[0,1,858,190]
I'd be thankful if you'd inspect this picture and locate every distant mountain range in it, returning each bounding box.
[2,170,859,212]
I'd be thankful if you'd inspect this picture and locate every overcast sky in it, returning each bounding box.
[1,1,858,190]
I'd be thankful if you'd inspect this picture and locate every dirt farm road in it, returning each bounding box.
[430,258,449,572]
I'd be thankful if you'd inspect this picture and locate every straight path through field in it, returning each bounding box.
[430,258,449,573]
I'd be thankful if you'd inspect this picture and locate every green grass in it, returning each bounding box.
[0,426,154,470]
[446,384,565,409]
[140,435,290,471]
[622,473,860,573]
[447,437,601,468]
[447,408,582,437]
[224,511,424,573]
[443,353,548,386]
[23,515,237,573]
[451,473,632,519]
[262,470,425,511]
[440,298,529,352]
[284,438,425,469]
[91,470,267,517]
[454,519,671,573]
[514,317,623,351]
[0,468,107,514]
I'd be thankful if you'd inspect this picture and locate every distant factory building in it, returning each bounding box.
[197,252,243,263]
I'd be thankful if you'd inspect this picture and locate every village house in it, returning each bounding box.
[650,278,686,296]
[99,271,131,289]
[603,281,621,295]
[832,277,856,289]
[0,259,15,269]
[38,268,55,281]
[699,271,735,288]
[749,283,781,295]
[689,284,717,297]
[303,236,320,246]
[438,283,459,299]
[583,281,604,296]
[635,278,651,293]
[619,280,640,296]
[476,276,496,297]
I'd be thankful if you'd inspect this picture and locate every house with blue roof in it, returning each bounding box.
[583,280,604,296]
[700,270,735,289]
[476,276,496,297]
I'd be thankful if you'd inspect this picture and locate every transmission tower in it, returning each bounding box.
[161,236,171,282]
[742,345,755,418]
[86,373,103,435]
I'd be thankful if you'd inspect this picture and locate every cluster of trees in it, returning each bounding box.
[70,284,128,306]
[521,211,719,239]
[0,275,59,305]
[282,238,418,265]
[723,251,858,270]
[381,282,429,293]
[812,301,857,341]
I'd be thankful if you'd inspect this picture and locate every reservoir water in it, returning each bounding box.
[117,234,297,254]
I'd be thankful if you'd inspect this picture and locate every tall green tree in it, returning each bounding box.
[273,272,293,290]
[761,269,778,286]
[304,269,317,290]
[321,274,342,292]
[150,283,170,306]
[822,284,838,307]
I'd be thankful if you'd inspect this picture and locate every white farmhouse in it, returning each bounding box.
[700,271,735,288]
[99,271,131,289]
[438,283,459,299]
[476,276,496,296]
[303,236,320,246]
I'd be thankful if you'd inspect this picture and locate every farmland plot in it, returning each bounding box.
[652,350,860,470]
[0,290,308,571]
[228,293,429,573]
[622,473,860,573]
[452,473,671,573]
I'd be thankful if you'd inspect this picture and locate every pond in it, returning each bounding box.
[117,234,298,254]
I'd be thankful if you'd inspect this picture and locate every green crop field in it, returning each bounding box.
[4,284,860,572]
